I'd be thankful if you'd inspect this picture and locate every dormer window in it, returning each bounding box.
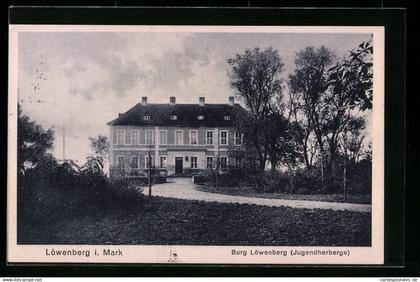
[143,115,151,120]
[197,115,204,120]
[224,115,231,121]
[171,115,178,120]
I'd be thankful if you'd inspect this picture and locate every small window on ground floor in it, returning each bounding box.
[234,157,241,168]
[206,156,213,169]
[131,156,139,170]
[191,156,198,169]
[117,155,125,170]
[145,156,154,169]
[220,156,227,170]
[160,156,167,169]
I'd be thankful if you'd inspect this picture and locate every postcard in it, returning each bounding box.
[8,25,384,264]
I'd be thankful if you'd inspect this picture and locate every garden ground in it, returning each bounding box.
[18,196,371,246]
[195,184,371,204]
[147,177,371,212]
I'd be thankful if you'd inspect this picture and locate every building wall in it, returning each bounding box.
[109,125,237,175]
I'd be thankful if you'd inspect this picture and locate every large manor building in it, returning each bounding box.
[107,96,245,176]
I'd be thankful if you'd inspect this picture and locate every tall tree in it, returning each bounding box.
[228,47,284,171]
[266,110,301,171]
[289,42,372,190]
[82,135,109,174]
[289,46,335,186]
[286,83,318,169]
[322,40,372,187]
[17,104,55,175]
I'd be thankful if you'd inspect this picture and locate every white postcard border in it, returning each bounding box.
[8,24,385,264]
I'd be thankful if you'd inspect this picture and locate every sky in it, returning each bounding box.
[18,31,372,164]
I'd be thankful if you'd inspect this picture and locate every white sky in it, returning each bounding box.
[18,31,372,164]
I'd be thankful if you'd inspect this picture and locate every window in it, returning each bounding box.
[220,130,228,145]
[145,130,154,145]
[160,130,167,145]
[190,157,197,169]
[234,157,241,168]
[132,130,140,145]
[234,132,242,145]
[206,156,213,169]
[116,130,124,145]
[220,156,228,170]
[117,155,125,170]
[224,116,231,121]
[145,156,153,169]
[143,115,151,120]
[171,115,177,120]
[197,115,204,120]
[206,130,214,145]
[131,156,139,170]
[159,156,167,169]
[190,130,198,145]
[175,130,183,145]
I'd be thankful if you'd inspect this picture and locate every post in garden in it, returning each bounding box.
[148,147,152,198]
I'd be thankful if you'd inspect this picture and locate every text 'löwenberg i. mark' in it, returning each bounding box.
[45,248,123,257]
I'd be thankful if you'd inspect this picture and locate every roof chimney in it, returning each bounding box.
[170,96,176,105]
[229,96,235,106]
[199,97,205,106]
[141,96,147,105]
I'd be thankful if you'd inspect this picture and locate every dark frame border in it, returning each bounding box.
[3,7,407,277]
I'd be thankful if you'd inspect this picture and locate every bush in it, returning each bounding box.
[106,177,145,210]
[198,167,333,195]
[17,164,145,227]
[348,159,372,194]
[291,169,323,194]
[183,168,205,176]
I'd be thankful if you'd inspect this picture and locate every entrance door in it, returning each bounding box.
[175,157,183,174]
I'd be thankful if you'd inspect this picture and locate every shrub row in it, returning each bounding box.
[17,165,145,226]
[198,160,371,195]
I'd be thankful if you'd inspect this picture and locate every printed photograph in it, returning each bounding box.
[14,28,374,248]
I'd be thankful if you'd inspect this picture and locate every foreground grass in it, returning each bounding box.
[195,185,371,204]
[18,197,371,246]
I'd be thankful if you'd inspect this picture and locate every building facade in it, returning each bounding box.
[107,96,245,176]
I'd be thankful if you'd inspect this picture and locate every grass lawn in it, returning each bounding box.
[195,185,371,204]
[18,197,371,246]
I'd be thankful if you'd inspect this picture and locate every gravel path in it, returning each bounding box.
[145,177,371,213]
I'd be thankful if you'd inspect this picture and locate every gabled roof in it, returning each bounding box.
[107,103,246,127]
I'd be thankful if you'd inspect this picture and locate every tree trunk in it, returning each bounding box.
[327,140,338,190]
[271,158,278,172]
[302,140,311,170]
[259,156,266,172]
[320,152,325,191]
[343,157,347,202]
[314,132,326,191]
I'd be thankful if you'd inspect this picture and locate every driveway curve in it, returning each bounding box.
[145,177,371,213]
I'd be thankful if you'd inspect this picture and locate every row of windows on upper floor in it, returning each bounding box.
[142,115,232,121]
[113,129,243,146]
